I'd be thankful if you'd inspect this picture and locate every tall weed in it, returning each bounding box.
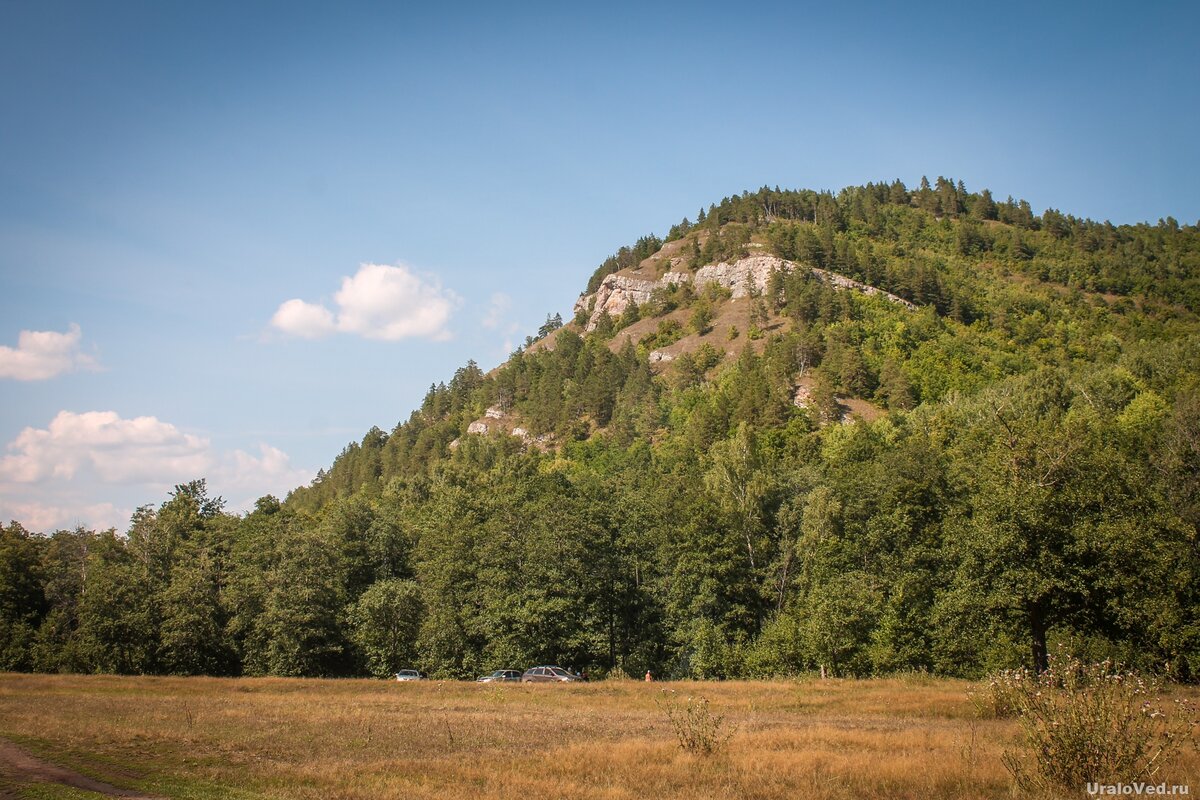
[657,690,735,755]
[985,650,1196,797]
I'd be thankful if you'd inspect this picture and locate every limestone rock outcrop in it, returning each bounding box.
[575,256,916,331]
[573,274,660,328]
[693,255,782,299]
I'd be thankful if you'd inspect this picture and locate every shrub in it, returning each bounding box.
[973,666,1033,719]
[657,691,734,755]
[988,651,1196,797]
[693,343,724,372]
[640,318,684,350]
[604,665,633,681]
[690,301,714,335]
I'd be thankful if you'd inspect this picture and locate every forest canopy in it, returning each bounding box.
[4,178,1199,681]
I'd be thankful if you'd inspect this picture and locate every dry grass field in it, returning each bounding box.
[0,673,1195,800]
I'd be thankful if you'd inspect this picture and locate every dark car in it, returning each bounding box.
[521,666,582,683]
[394,669,426,681]
[477,669,522,683]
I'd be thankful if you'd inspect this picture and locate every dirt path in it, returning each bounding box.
[0,737,165,798]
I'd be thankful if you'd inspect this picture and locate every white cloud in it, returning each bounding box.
[216,443,313,510]
[0,501,132,534]
[0,411,211,484]
[270,299,336,339]
[0,323,99,381]
[0,411,314,533]
[271,263,459,341]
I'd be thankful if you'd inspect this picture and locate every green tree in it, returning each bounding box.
[877,359,915,410]
[808,371,842,425]
[258,530,349,676]
[704,424,772,572]
[804,571,882,677]
[0,522,46,670]
[951,373,1188,672]
[74,531,159,674]
[690,299,714,335]
[349,578,424,677]
[159,548,234,675]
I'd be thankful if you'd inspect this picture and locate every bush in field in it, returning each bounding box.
[973,667,1033,719]
[657,691,734,755]
[604,665,633,681]
[988,651,1196,797]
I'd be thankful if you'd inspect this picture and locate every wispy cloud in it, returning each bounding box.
[271,263,459,341]
[482,292,513,330]
[1,501,132,534]
[0,324,99,381]
[481,291,522,355]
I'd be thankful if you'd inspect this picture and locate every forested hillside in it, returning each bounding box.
[4,178,1200,681]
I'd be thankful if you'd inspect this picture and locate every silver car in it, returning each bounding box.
[521,666,582,683]
[477,670,522,683]
[394,669,426,681]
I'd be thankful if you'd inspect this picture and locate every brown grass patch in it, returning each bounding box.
[1,674,1196,800]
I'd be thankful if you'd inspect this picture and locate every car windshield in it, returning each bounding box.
[549,668,570,676]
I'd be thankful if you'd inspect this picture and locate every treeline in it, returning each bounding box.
[3,180,1200,680]
[3,351,1198,679]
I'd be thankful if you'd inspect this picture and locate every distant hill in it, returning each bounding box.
[289,179,1200,516]
[6,178,1200,681]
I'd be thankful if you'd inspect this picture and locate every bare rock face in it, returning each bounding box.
[464,417,552,449]
[694,255,786,298]
[485,406,504,419]
[578,271,692,331]
[573,293,590,318]
[583,274,660,328]
[576,256,916,331]
[649,350,675,363]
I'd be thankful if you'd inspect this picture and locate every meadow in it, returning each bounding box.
[0,673,1195,800]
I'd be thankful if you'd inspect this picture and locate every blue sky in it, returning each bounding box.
[2,0,1197,531]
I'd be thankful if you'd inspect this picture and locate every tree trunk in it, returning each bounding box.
[1028,599,1049,673]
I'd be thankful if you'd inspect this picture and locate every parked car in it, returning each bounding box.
[521,666,582,683]
[477,670,522,683]
[394,669,426,681]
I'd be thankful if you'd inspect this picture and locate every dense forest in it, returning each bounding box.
[3,178,1200,681]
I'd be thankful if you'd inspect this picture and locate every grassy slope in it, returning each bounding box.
[2,674,1198,799]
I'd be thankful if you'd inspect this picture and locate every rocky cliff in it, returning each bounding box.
[574,255,916,331]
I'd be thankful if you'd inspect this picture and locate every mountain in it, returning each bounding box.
[5,179,1200,680]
